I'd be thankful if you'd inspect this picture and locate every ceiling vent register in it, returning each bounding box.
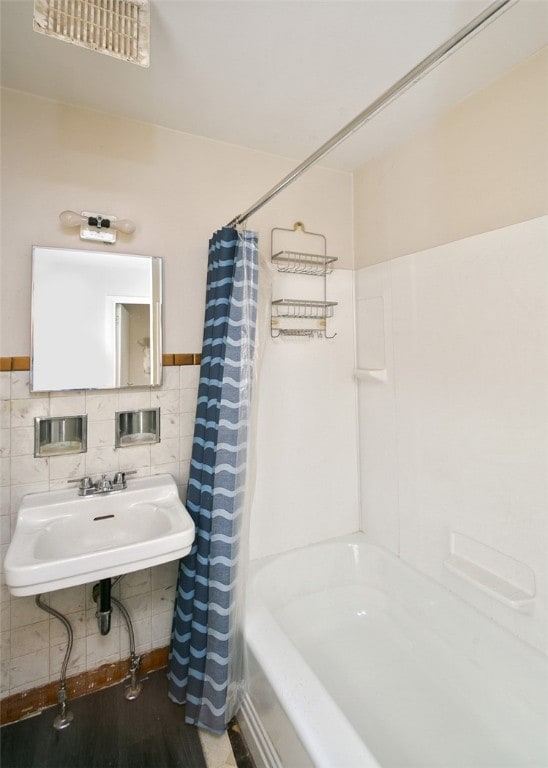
[33,0,150,67]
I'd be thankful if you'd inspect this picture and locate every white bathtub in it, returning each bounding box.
[240,534,548,768]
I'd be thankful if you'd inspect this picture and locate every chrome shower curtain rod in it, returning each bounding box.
[227,0,514,228]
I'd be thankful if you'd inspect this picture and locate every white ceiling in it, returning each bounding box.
[1,0,547,171]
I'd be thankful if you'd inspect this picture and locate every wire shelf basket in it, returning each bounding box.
[271,299,338,319]
[271,250,338,276]
[276,328,323,338]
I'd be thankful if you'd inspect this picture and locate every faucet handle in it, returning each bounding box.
[112,470,137,489]
[67,476,95,495]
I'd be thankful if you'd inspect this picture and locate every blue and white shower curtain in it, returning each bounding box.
[168,227,259,733]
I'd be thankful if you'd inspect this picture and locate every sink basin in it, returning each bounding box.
[5,474,195,596]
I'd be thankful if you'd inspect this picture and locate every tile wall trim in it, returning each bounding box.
[0,358,31,372]
[0,646,169,725]
[1,355,201,371]
[11,358,31,371]
[163,353,202,366]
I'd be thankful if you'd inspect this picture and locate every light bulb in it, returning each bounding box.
[115,218,136,235]
[59,210,86,227]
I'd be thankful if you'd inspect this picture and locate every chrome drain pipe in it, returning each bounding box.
[35,595,74,730]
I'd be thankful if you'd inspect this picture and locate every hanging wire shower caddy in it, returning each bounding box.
[270,222,338,339]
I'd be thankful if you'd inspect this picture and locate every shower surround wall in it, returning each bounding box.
[355,216,548,655]
[250,266,359,560]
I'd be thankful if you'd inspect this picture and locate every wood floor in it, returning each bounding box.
[0,669,207,768]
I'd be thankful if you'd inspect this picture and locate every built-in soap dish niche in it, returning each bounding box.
[34,415,87,458]
[116,408,160,448]
[444,531,536,611]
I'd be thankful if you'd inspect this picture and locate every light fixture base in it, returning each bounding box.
[81,212,117,244]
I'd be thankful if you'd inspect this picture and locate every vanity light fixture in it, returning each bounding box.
[59,210,136,244]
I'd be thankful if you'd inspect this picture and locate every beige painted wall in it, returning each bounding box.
[0,88,353,357]
[354,46,548,267]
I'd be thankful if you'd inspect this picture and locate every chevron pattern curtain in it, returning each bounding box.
[168,227,259,733]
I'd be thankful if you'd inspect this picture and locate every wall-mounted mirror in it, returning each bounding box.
[31,247,162,392]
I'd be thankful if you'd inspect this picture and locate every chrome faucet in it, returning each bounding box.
[68,471,136,496]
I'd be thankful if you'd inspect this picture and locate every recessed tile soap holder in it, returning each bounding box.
[116,408,160,448]
[34,415,88,457]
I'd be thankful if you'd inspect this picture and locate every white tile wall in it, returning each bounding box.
[356,216,548,656]
[355,262,400,554]
[0,367,199,699]
[249,269,360,560]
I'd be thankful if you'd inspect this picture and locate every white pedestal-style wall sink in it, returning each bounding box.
[5,474,195,596]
